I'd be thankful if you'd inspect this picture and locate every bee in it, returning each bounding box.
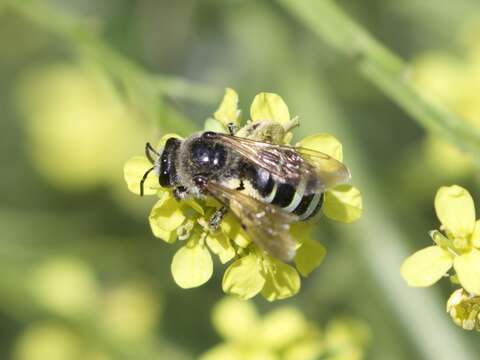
[140,122,350,262]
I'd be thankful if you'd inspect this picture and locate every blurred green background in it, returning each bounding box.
[2,0,480,359]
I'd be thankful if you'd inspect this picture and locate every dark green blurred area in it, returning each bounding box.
[2,1,480,359]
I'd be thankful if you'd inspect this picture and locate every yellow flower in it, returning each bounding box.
[446,288,480,331]
[124,89,362,300]
[200,297,370,360]
[401,185,480,295]
[409,23,480,179]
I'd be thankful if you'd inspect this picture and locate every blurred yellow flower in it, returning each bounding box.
[16,63,151,203]
[409,25,480,178]
[30,256,99,317]
[401,185,480,295]
[124,89,362,300]
[200,297,370,360]
[12,322,83,360]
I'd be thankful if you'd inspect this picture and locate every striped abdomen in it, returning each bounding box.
[244,164,323,220]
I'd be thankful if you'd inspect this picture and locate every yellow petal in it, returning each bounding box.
[221,214,251,248]
[454,249,480,295]
[155,133,182,149]
[323,185,363,223]
[250,92,290,125]
[123,156,159,195]
[149,192,185,243]
[206,232,236,264]
[258,307,308,349]
[204,118,227,133]
[222,254,265,300]
[261,258,300,301]
[435,185,476,238]
[214,88,240,128]
[171,241,213,289]
[298,133,343,162]
[294,239,326,277]
[400,246,453,287]
[211,297,258,342]
[471,220,480,249]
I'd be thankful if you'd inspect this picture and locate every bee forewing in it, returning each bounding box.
[204,180,298,262]
[213,133,351,194]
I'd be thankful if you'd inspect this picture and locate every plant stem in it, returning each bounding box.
[278,0,480,158]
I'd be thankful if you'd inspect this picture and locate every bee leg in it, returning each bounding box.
[227,122,238,135]
[173,186,189,200]
[209,206,228,231]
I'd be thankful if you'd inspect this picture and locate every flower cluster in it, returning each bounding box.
[124,89,362,301]
[401,185,480,330]
[200,297,370,360]
[14,257,163,359]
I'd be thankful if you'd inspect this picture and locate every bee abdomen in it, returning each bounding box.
[246,165,323,221]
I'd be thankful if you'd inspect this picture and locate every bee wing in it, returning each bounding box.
[204,180,297,262]
[213,133,350,194]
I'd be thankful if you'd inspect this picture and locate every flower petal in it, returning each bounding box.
[250,92,290,125]
[204,118,227,133]
[155,133,182,149]
[261,257,301,301]
[214,88,240,128]
[435,185,476,238]
[471,220,480,249]
[400,246,453,287]
[323,185,363,223]
[123,156,160,195]
[222,254,265,300]
[294,239,326,277]
[221,214,251,248]
[149,192,185,243]
[211,297,258,342]
[453,249,480,295]
[171,241,213,289]
[206,232,236,264]
[297,133,343,162]
[258,307,308,349]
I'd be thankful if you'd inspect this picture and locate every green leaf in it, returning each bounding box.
[400,246,453,287]
[222,254,265,300]
[454,249,480,295]
[171,240,213,289]
[323,185,362,223]
[250,92,290,125]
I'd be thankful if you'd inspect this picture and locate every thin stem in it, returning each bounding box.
[6,0,221,134]
[278,0,480,158]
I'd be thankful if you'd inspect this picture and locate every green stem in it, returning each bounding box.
[278,0,480,157]
[5,0,220,136]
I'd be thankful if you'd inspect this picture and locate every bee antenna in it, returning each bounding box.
[140,166,155,196]
[145,142,159,164]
